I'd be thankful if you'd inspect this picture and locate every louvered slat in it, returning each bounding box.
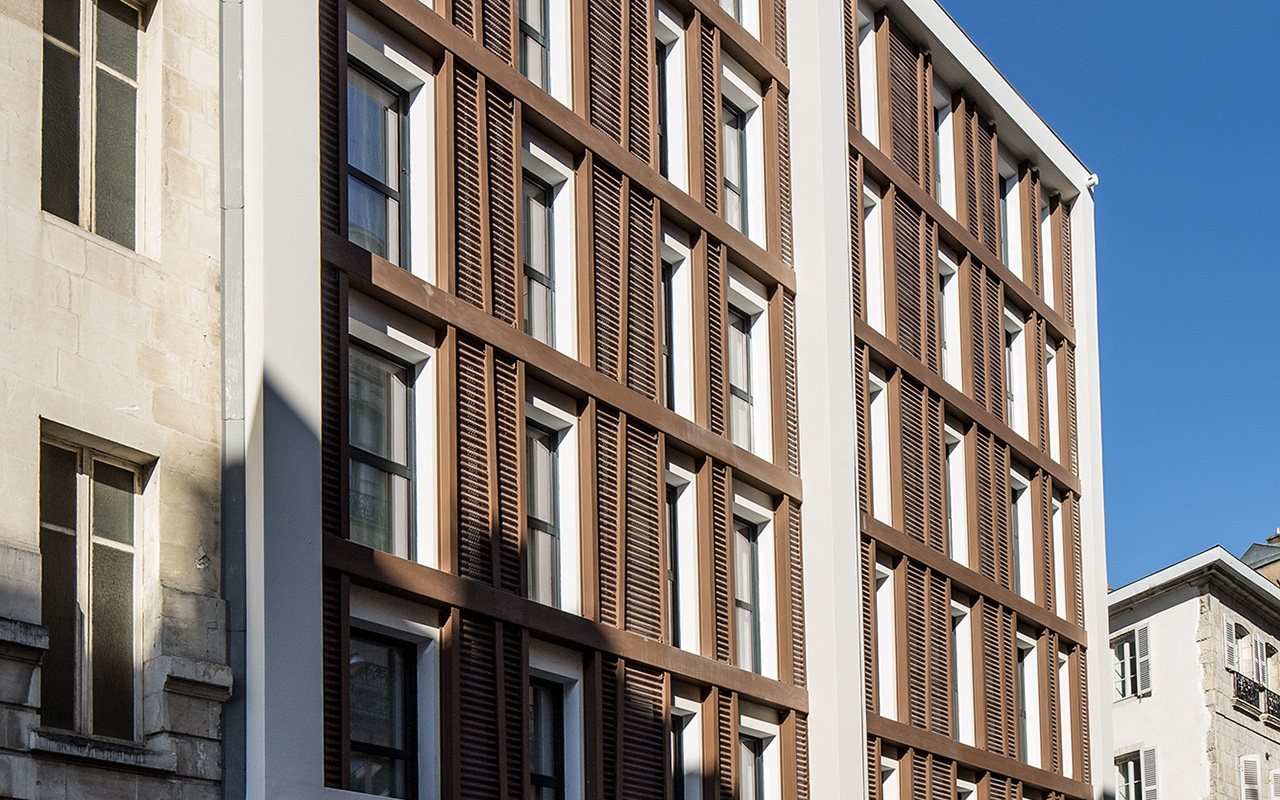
[627,0,652,160]
[981,601,1004,755]
[1078,644,1091,780]
[994,442,1011,590]
[924,222,940,373]
[594,163,625,381]
[700,25,720,213]
[977,115,1000,258]
[321,269,343,541]
[459,615,501,799]
[861,536,875,710]
[778,90,794,266]
[927,572,950,735]
[773,0,787,61]
[1071,494,1084,627]
[621,663,666,798]
[867,738,880,800]
[1040,473,1053,613]
[1065,344,1079,475]
[487,88,518,325]
[457,337,494,583]
[893,193,924,361]
[454,67,486,308]
[926,394,946,553]
[718,692,735,800]
[795,714,810,800]
[320,0,341,234]
[899,377,927,543]
[626,189,659,399]
[984,270,1003,421]
[502,624,525,799]
[842,0,858,131]
[587,0,624,142]
[975,429,996,583]
[1002,608,1017,756]
[625,422,663,638]
[1060,202,1074,325]
[855,345,870,515]
[712,463,731,661]
[968,261,986,409]
[850,155,864,319]
[886,23,922,183]
[783,290,800,476]
[930,756,954,800]
[597,407,623,627]
[905,560,928,728]
[707,240,727,436]
[789,498,806,685]
[322,571,344,786]
[494,354,522,594]
[481,0,511,61]
[452,0,475,36]
[601,656,621,798]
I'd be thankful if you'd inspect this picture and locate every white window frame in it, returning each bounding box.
[348,8,438,282]
[525,381,581,615]
[1226,615,1248,673]
[998,149,1023,279]
[720,55,765,245]
[529,640,586,800]
[932,80,956,216]
[1059,650,1074,779]
[950,595,975,747]
[347,587,443,800]
[1016,632,1040,768]
[856,4,878,147]
[666,454,700,655]
[348,293,441,567]
[1003,306,1028,438]
[943,421,968,567]
[1040,195,1055,309]
[862,181,887,334]
[938,246,962,388]
[522,130,579,358]
[1116,752,1141,800]
[1010,465,1033,601]
[727,267,773,460]
[1112,624,1152,698]
[738,704,782,800]
[672,685,704,800]
[654,3,690,192]
[1051,496,1065,614]
[733,482,777,679]
[956,776,977,800]
[879,753,901,800]
[874,557,897,720]
[1045,342,1060,461]
[868,365,892,526]
[661,224,695,420]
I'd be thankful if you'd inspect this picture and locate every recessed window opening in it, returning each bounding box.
[734,516,762,673]
[1016,633,1040,767]
[1010,465,1032,600]
[1051,496,1065,613]
[728,307,754,450]
[856,4,878,146]
[933,80,955,215]
[661,225,694,418]
[348,629,418,798]
[529,641,584,800]
[523,174,556,346]
[943,420,968,566]
[1003,307,1027,437]
[1058,650,1073,778]
[938,246,962,388]
[950,595,975,746]
[667,456,700,653]
[527,421,562,608]
[1045,343,1060,461]
[526,384,581,613]
[349,344,414,557]
[723,102,748,234]
[727,268,772,459]
[530,676,566,800]
[654,4,689,191]
[998,150,1022,277]
[879,753,901,800]
[671,687,704,800]
[1040,196,1055,308]
[863,181,886,334]
[737,707,780,800]
[522,130,578,357]
[520,0,551,90]
[721,56,764,244]
[874,558,897,719]
[867,366,892,526]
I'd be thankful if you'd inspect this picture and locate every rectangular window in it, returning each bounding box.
[1003,308,1027,437]
[868,367,892,526]
[654,5,689,191]
[874,559,896,719]
[1059,651,1074,778]
[1045,343,1060,461]
[1119,749,1158,800]
[527,422,561,608]
[41,0,141,249]
[349,344,414,558]
[39,439,140,740]
[1051,497,1065,613]
[879,755,900,800]
[667,458,700,653]
[523,174,556,345]
[1041,196,1055,308]
[933,81,955,215]
[348,65,408,266]
[734,517,762,674]
[1116,754,1140,800]
[998,151,1023,278]
[1010,466,1032,600]
[721,56,764,242]
[526,385,581,613]
[665,484,680,646]
[656,37,670,175]
[950,597,975,746]
[661,226,694,418]
[938,247,962,387]
[520,0,551,90]
[723,102,748,234]
[530,677,566,800]
[671,688,703,800]
[1113,627,1150,700]
[739,735,765,800]
[530,642,584,800]
[727,269,772,458]
[863,182,887,334]
[1016,634,1039,767]
[728,307,754,450]
[856,4,878,146]
[348,630,417,798]
[943,421,968,566]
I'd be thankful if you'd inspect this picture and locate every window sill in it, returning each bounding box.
[39,211,159,269]
[29,728,177,773]
[1232,698,1262,720]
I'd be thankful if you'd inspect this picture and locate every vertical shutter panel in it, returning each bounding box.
[885,23,922,183]
[843,0,858,131]
[789,498,806,686]
[926,394,946,553]
[795,714,809,800]
[459,615,501,799]
[1003,609,1018,757]
[977,117,999,258]
[968,261,986,409]
[1140,747,1158,800]
[1027,171,1042,295]
[778,90,794,266]
[1070,494,1084,627]
[984,272,1003,421]
[712,463,732,661]
[457,337,494,583]
[899,377,926,544]
[924,223,939,373]
[855,345,871,516]
[494,355,522,594]
[594,164,625,381]
[321,570,345,787]
[783,290,800,476]
[627,0,652,160]
[626,189,659,399]
[867,738,880,800]
[981,602,1004,755]
[1244,755,1263,800]
[624,422,663,638]
[975,430,996,583]
[597,407,623,627]
[1269,769,1280,800]
[452,0,475,35]
[1045,633,1059,772]
[706,239,727,436]
[487,89,518,325]
[993,444,1010,590]
[601,656,621,799]
[319,0,341,234]
[455,67,486,308]
[1059,202,1074,326]
[1137,624,1152,695]
[587,0,624,142]
[320,270,344,541]
[850,155,864,320]
[481,0,512,61]
[1065,344,1079,475]
[621,663,666,799]
[1040,474,1053,613]
[700,24,720,213]
[718,691,736,800]
[1257,638,1269,685]
[929,756,953,800]
[772,0,787,61]
[1077,644,1091,781]
[961,103,979,239]
[893,194,924,361]
[861,536,876,710]
[927,573,950,735]
[502,624,526,800]
[1034,320,1048,451]
[1226,615,1239,670]
[905,561,928,728]
[910,752,928,799]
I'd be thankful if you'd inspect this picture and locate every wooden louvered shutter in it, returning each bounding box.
[905,561,928,728]
[459,614,501,799]
[321,269,347,542]
[481,0,512,61]
[974,430,996,583]
[711,463,732,661]
[494,354,522,594]
[322,570,347,787]
[866,738,881,800]
[926,394,946,553]
[1059,201,1074,325]
[718,691,736,800]
[794,713,809,800]
[627,0,652,160]
[1001,609,1017,757]
[966,260,986,408]
[488,88,519,325]
[1140,747,1158,800]
[706,239,728,436]
[624,422,663,637]
[923,222,940,373]
[1044,632,1059,771]
[320,0,342,234]
[621,663,666,797]
[788,498,806,685]
[842,0,858,131]
[626,189,659,399]
[893,194,925,361]
[500,623,527,799]
[600,655,621,798]
[855,344,871,517]
[594,164,625,381]
[587,0,623,142]
[451,0,475,35]
[885,20,924,184]
[457,337,494,583]
[984,271,1003,421]
[1033,319,1048,451]
[850,154,865,319]
[1070,494,1084,627]
[861,536,876,710]
[597,407,623,627]
[927,573,950,736]
[777,89,794,266]
[1077,645,1090,780]
[1025,169,1042,295]
[899,377,926,543]
[931,756,954,800]
[782,290,800,476]
[981,602,1004,754]
[958,96,978,238]
[1137,623,1152,695]
[454,66,486,308]
[1065,344,1079,475]
[700,23,720,213]
[1039,473,1053,613]
[976,114,999,258]
[993,444,1011,590]
[910,750,927,799]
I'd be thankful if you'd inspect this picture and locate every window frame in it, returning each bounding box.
[346,60,411,267]
[874,557,897,720]
[942,419,968,566]
[937,246,962,388]
[521,130,578,358]
[666,456,700,653]
[733,515,763,674]
[670,687,704,800]
[1015,632,1040,767]
[653,3,689,191]
[722,100,749,234]
[727,305,755,451]
[720,54,765,244]
[525,382,582,614]
[932,79,956,216]
[347,627,420,799]
[867,365,892,526]
[1002,306,1027,437]
[862,181,887,334]
[530,676,567,800]
[726,268,772,459]
[1009,464,1032,600]
[950,595,975,746]
[526,419,563,609]
[523,171,557,346]
[519,0,552,90]
[998,150,1022,277]
[660,224,695,418]
[528,640,585,800]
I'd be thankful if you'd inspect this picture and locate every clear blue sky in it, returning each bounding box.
[939,1,1280,589]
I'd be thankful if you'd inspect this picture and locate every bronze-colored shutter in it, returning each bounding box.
[910,751,928,798]
[1039,473,1053,614]
[927,572,950,735]
[899,376,927,544]
[885,21,923,183]
[788,497,806,685]
[926,394,946,553]
[621,663,666,797]
[861,536,876,711]
[455,67,486,309]
[1001,608,1017,756]
[974,430,996,584]
[457,337,494,583]
[843,0,858,131]
[930,756,954,800]
[1026,170,1042,296]
[501,623,527,799]
[320,0,342,234]
[488,88,519,326]
[1077,645,1091,781]
[984,271,1003,422]
[321,270,346,542]
[1070,493,1084,628]
[993,443,1011,590]
[706,239,727,437]
[923,222,940,373]
[782,290,800,476]
[855,345,870,516]
[981,601,1004,755]
[1059,201,1074,326]
[867,738,881,800]
[893,193,924,362]
[594,163,625,381]
[626,189,659,399]
[481,0,512,62]
[1033,319,1048,451]
[717,691,736,800]
[627,0,652,161]
[778,90,794,267]
[597,406,623,627]
[624,422,663,638]
[795,713,810,800]
[976,116,1000,258]
[959,98,978,238]
[459,614,501,799]
[700,24,720,214]
[322,570,347,787]
[711,462,731,662]
[1065,344,1079,475]
[601,656,622,798]
[587,0,624,142]
[849,155,864,320]
[989,776,1009,800]
[772,0,787,61]
[452,0,476,36]
[1044,631,1059,772]
[905,560,928,728]
[494,354,522,594]
[968,261,987,410]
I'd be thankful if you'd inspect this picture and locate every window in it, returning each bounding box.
[1113,626,1150,699]
[667,457,700,653]
[1045,342,1060,461]
[661,225,695,417]
[349,630,417,798]
[728,308,754,449]
[998,151,1022,277]
[1009,466,1032,600]
[529,641,584,800]
[943,421,969,566]
[874,558,897,719]
[1040,196,1055,308]
[739,735,765,800]
[932,81,956,215]
[526,384,581,613]
[879,754,901,800]
[950,596,975,746]
[654,5,689,190]
[956,775,977,800]
[1254,637,1273,688]
[671,687,703,800]
[348,294,440,565]
[1227,616,1250,673]
[1241,755,1261,800]
[520,0,551,90]
[855,4,878,146]
[348,66,408,266]
[867,366,891,526]
[39,438,141,740]
[1116,753,1140,800]
[733,484,777,677]
[1051,496,1065,613]
[523,175,556,345]
[1117,749,1158,800]
[727,269,773,458]
[41,0,141,249]
[1015,633,1040,767]
[522,131,578,357]
[721,56,765,243]
[938,246,962,387]
[734,517,762,673]
[1003,307,1027,437]
[531,677,566,800]
[1058,650,1074,778]
[723,102,748,234]
[862,182,887,334]
[737,707,780,800]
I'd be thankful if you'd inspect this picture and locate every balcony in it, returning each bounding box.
[1231,670,1280,726]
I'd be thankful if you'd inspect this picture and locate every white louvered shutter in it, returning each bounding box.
[1226,615,1239,671]
[1136,624,1151,695]
[1255,637,1267,684]
[1140,747,1157,800]
[1243,755,1262,800]
[1269,769,1280,800]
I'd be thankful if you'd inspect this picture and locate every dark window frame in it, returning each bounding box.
[733,516,763,674]
[519,0,552,90]
[530,676,567,800]
[722,101,749,234]
[522,172,557,346]
[526,419,562,608]
[666,483,680,647]
[662,259,677,409]
[739,733,766,800]
[347,627,419,799]
[728,306,755,450]
[656,37,671,177]
[346,59,412,268]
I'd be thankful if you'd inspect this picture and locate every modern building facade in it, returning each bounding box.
[790,1,1110,799]
[1110,546,1280,800]
[0,0,231,797]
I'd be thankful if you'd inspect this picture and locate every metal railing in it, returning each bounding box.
[1231,669,1280,717]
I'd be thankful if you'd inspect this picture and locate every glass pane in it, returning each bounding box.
[349,460,409,556]
[723,118,741,184]
[524,187,551,276]
[521,0,545,35]
[40,442,78,530]
[529,527,558,606]
[44,0,80,47]
[349,636,405,749]
[530,680,561,778]
[734,522,754,602]
[724,187,743,232]
[739,740,758,800]
[91,543,134,739]
[94,70,137,249]
[39,527,77,731]
[736,606,755,669]
[525,278,554,345]
[522,36,547,89]
[349,348,408,463]
[349,175,390,258]
[350,753,406,798]
[92,461,134,545]
[527,429,555,524]
[730,394,752,449]
[728,319,749,391]
[42,41,80,224]
[347,69,396,184]
[96,0,138,80]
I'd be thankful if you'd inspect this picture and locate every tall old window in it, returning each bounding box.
[348,631,417,798]
[349,344,414,557]
[526,422,562,607]
[523,175,556,345]
[348,65,409,265]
